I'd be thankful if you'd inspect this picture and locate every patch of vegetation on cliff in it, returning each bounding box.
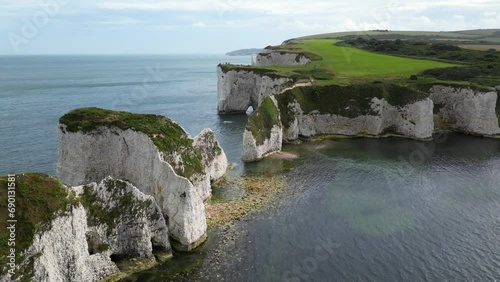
[496,88,500,122]
[274,83,428,127]
[80,179,156,235]
[246,97,280,146]
[0,173,77,278]
[412,80,494,93]
[59,108,204,180]
[218,64,298,81]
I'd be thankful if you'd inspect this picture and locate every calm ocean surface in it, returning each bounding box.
[0,55,250,175]
[2,55,500,281]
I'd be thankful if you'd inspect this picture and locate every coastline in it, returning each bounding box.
[122,154,296,281]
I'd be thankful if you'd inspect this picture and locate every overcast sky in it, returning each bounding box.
[0,0,499,54]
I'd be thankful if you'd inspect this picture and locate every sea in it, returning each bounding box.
[1,55,500,281]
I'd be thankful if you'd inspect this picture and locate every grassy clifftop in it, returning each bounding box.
[246,97,280,146]
[276,83,429,125]
[60,108,204,179]
[225,29,500,88]
[228,39,456,86]
[0,173,77,278]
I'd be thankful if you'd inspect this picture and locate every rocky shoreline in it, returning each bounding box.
[123,155,294,281]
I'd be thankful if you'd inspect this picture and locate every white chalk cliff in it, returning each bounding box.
[242,96,284,162]
[57,112,227,250]
[2,177,170,282]
[241,83,500,162]
[243,93,435,161]
[217,66,293,113]
[430,85,500,136]
[285,98,434,140]
[255,51,311,67]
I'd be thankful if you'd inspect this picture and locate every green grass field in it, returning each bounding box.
[223,29,500,88]
[263,39,455,85]
[303,40,454,81]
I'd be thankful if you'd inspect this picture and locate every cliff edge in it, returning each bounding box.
[0,174,171,282]
[243,83,500,161]
[57,108,228,250]
[243,83,435,161]
[217,65,294,114]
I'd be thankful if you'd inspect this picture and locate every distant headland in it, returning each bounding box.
[226,48,263,56]
[216,29,500,161]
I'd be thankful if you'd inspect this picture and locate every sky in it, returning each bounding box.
[0,0,499,54]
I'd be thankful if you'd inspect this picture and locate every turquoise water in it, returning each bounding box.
[2,56,500,281]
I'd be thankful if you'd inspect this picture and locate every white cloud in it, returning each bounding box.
[1,0,499,40]
[484,11,497,17]
[98,18,142,25]
[193,21,206,28]
[89,0,500,15]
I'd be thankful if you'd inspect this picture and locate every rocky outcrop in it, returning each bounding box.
[242,83,500,162]
[255,51,311,67]
[282,97,434,140]
[77,177,171,260]
[242,97,283,161]
[217,66,294,114]
[24,206,119,282]
[430,85,500,136]
[0,174,170,282]
[243,84,434,161]
[193,129,228,184]
[57,108,228,250]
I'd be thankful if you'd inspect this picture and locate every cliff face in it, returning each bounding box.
[57,108,228,250]
[217,66,293,113]
[242,83,500,162]
[77,178,171,260]
[0,175,170,282]
[193,129,228,183]
[243,84,435,161]
[280,96,434,140]
[242,97,283,161]
[430,85,500,136]
[255,51,311,67]
[27,205,119,282]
